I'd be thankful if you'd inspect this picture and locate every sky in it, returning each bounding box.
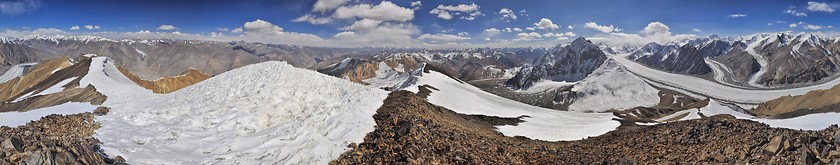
[0,0,838,48]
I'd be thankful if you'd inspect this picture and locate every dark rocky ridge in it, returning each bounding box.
[332,91,840,164]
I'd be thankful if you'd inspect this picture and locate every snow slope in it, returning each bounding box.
[0,62,38,83]
[568,59,660,112]
[94,60,388,164]
[405,69,619,141]
[614,53,840,104]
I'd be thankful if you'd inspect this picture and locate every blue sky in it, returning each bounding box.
[0,0,838,48]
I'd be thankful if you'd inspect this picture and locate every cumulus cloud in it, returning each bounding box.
[217,28,229,31]
[410,1,421,10]
[418,33,470,42]
[790,23,799,28]
[157,25,176,31]
[513,27,523,32]
[804,24,823,30]
[429,3,481,20]
[727,14,747,18]
[807,1,835,13]
[567,25,574,29]
[587,22,697,46]
[243,19,283,33]
[533,18,559,30]
[784,8,808,16]
[70,26,80,30]
[231,28,243,33]
[292,14,333,24]
[484,28,501,37]
[338,19,382,31]
[584,22,621,33]
[0,0,41,16]
[497,8,517,21]
[334,1,414,22]
[514,32,543,41]
[333,23,421,47]
[692,28,701,32]
[312,0,346,13]
[84,25,101,30]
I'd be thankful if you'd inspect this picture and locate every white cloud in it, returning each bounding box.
[339,19,382,31]
[728,14,747,18]
[484,28,501,37]
[429,3,481,20]
[0,0,41,16]
[334,1,414,22]
[784,9,808,16]
[692,28,701,32]
[514,32,543,41]
[83,25,101,30]
[513,27,522,32]
[243,19,284,33]
[790,23,799,28]
[525,27,535,31]
[503,28,512,32]
[333,23,421,47]
[807,1,835,13]
[231,28,243,33]
[533,18,559,30]
[157,25,176,31]
[564,32,575,37]
[70,26,80,30]
[419,33,470,42]
[588,22,697,47]
[312,0,346,13]
[584,22,621,33]
[410,1,422,10]
[217,28,229,31]
[292,14,333,24]
[567,25,574,29]
[497,8,517,21]
[804,24,823,30]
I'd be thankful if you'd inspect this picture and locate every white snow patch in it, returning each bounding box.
[404,70,619,141]
[0,62,38,83]
[94,60,388,164]
[0,102,97,127]
[568,60,660,112]
[662,99,840,130]
[12,77,77,102]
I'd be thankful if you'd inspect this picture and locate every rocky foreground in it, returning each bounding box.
[333,91,840,164]
[0,113,121,165]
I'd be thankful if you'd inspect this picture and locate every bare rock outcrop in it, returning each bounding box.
[0,113,124,164]
[118,66,209,94]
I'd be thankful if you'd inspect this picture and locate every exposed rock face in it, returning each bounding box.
[0,56,107,113]
[0,56,72,101]
[118,66,210,93]
[710,42,759,84]
[333,91,840,164]
[632,39,737,76]
[754,83,840,118]
[0,113,123,164]
[317,58,380,85]
[506,37,607,89]
[755,34,840,86]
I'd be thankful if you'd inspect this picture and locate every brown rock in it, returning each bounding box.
[1,138,23,152]
[764,136,784,156]
[92,107,110,116]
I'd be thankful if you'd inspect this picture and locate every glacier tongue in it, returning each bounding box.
[93,60,388,164]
